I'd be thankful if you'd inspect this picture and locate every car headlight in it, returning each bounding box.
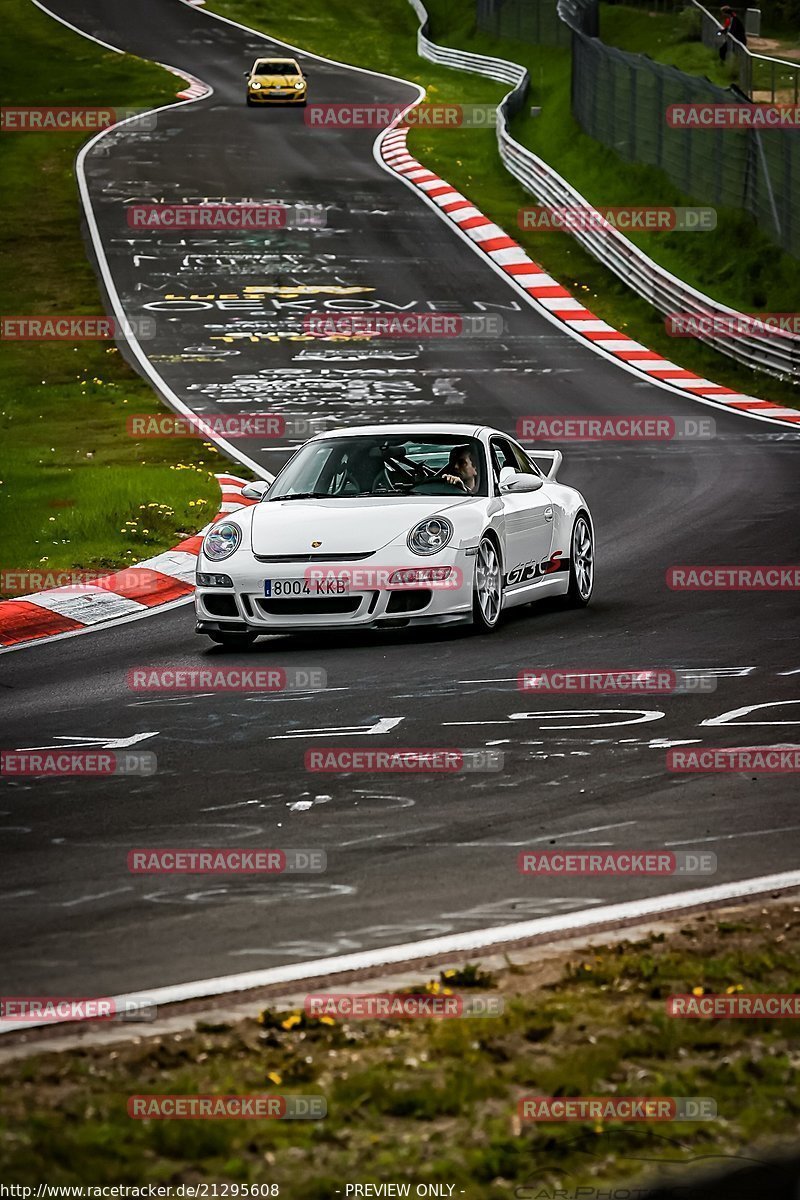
[407,517,453,556]
[250,81,262,89]
[294,81,305,89]
[203,522,242,562]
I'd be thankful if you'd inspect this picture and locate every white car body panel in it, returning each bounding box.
[195,423,593,635]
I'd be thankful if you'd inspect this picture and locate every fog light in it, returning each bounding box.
[197,572,234,587]
[388,567,452,585]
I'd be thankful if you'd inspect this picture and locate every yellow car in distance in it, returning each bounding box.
[245,57,308,106]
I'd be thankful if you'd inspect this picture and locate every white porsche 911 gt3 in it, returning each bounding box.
[195,423,594,647]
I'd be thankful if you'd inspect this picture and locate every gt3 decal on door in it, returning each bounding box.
[505,550,566,588]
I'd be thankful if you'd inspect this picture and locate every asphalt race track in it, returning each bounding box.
[1,0,799,999]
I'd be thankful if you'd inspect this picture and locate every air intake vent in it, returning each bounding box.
[253,552,375,563]
[257,597,362,615]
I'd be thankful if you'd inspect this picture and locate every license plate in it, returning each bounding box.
[264,578,347,597]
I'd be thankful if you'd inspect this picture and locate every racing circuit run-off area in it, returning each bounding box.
[1,0,800,1195]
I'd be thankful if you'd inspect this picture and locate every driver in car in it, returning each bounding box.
[442,445,479,494]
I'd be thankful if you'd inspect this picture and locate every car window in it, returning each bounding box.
[268,435,489,499]
[489,437,520,490]
[254,61,300,74]
[510,440,542,476]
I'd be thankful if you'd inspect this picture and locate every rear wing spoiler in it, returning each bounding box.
[526,449,562,481]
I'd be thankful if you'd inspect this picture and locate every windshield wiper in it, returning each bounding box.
[269,492,329,502]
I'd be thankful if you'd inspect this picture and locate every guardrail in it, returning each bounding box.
[405,0,798,380]
[690,0,800,103]
[409,0,527,96]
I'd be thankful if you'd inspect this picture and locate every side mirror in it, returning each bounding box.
[241,480,271,501]
[499,467,544,494]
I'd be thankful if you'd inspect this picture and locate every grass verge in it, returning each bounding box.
[0,0,224,596]
[209,0,798,409]
[0,899,798,1191]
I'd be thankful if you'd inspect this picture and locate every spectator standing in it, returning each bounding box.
[718,6,747,61]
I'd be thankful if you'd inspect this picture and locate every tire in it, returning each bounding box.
[207,631,258,649]
[563,513,594,607]
[470,536,503,633]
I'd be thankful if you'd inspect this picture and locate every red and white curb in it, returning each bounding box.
[378,126,800,428]
[162,65,212,101]
[0,475,256,650]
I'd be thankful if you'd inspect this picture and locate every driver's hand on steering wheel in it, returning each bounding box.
[441,472,468,490]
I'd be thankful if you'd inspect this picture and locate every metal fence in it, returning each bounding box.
[691,0,800,103]
[562,19,800,258]
[403,0,798,376]
[476,0,574,44]
[479,0,592,38]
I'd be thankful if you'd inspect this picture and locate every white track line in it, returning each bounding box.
[2,870,798,1034]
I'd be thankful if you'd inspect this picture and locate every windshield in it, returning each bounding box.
[267,435,488,500]
[253,61,300,75]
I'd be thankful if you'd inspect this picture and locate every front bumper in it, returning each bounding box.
[247,88,306,104]
[195,548,475,635]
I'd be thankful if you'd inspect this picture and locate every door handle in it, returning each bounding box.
[544,506,554,521]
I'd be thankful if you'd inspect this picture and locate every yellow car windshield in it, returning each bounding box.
[253,61,299,76]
